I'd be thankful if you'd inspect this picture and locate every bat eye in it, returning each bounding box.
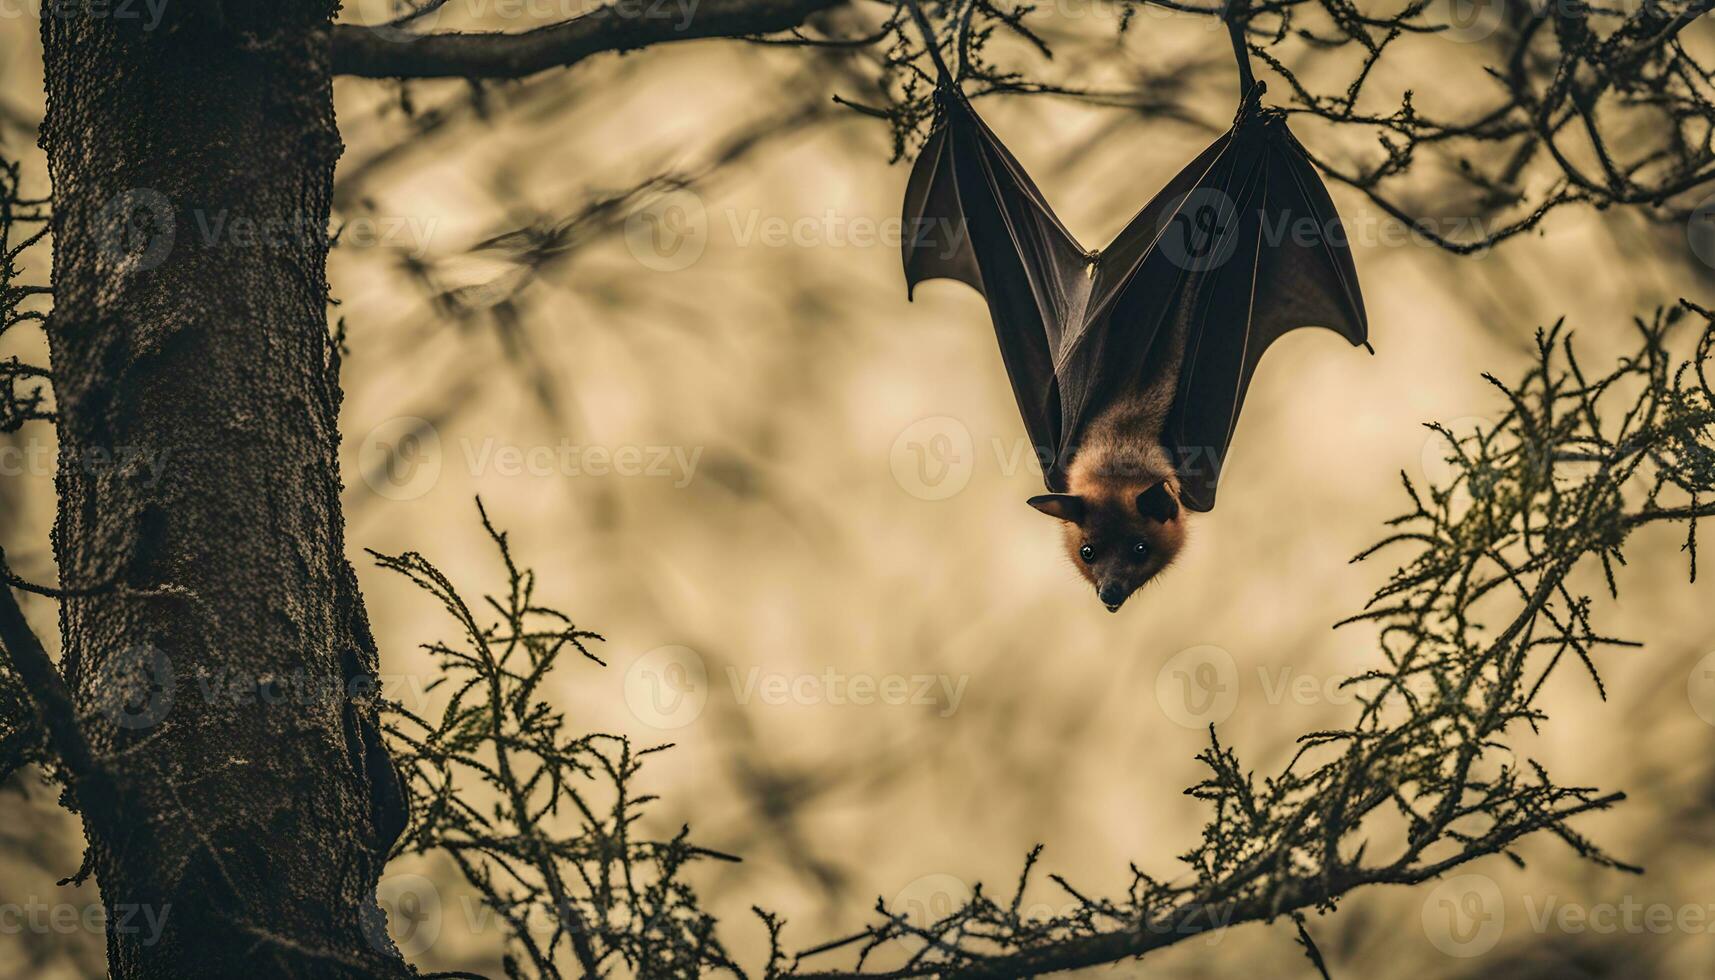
[1079,544,1095,562]
[1132,541,1150,560]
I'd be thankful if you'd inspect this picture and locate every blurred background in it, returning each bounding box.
[2,1,1714,977]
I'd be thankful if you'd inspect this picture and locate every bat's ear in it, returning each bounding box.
[1136,483,1180,523]
[1028,493,1085,524]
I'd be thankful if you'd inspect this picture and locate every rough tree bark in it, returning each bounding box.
[38,3,410,977]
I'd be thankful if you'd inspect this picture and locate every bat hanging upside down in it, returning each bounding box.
[899,0,1370,611]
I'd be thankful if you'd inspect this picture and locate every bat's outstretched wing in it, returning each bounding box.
[1027,105,1367,506]
[902,87,1088,478]
[900,86,1368,505]
[1162,112,1369,512]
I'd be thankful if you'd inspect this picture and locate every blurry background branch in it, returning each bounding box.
[339,0,1715,252]
[0,154,50,792]
[0,154,50,436]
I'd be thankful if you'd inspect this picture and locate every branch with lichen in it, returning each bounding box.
[372,501,748,980]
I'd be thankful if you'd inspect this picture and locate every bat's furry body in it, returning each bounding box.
[1068,303,1187,490]
[1053,312,1189,609]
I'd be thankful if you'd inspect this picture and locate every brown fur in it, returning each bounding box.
[1029,309,1193,611]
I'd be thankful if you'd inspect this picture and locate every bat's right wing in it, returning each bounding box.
[902,88,1089,488]
[1039,104,1367,514]
[1165,113,1370,512]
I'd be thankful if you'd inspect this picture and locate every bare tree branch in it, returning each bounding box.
[331,0,848,78]
[0,549,122,837]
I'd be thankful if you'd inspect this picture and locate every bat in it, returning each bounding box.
[898,0,1369,610]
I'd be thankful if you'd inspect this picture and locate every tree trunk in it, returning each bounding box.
[38,4,409,977]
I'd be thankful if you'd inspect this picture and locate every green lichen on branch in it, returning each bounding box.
[371,502,746,980]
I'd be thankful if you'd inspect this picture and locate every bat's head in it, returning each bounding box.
[1027,481,1186,612]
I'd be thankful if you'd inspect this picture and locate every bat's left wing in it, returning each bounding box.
[1162,111,1369,512]
[903,87,1091,481]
